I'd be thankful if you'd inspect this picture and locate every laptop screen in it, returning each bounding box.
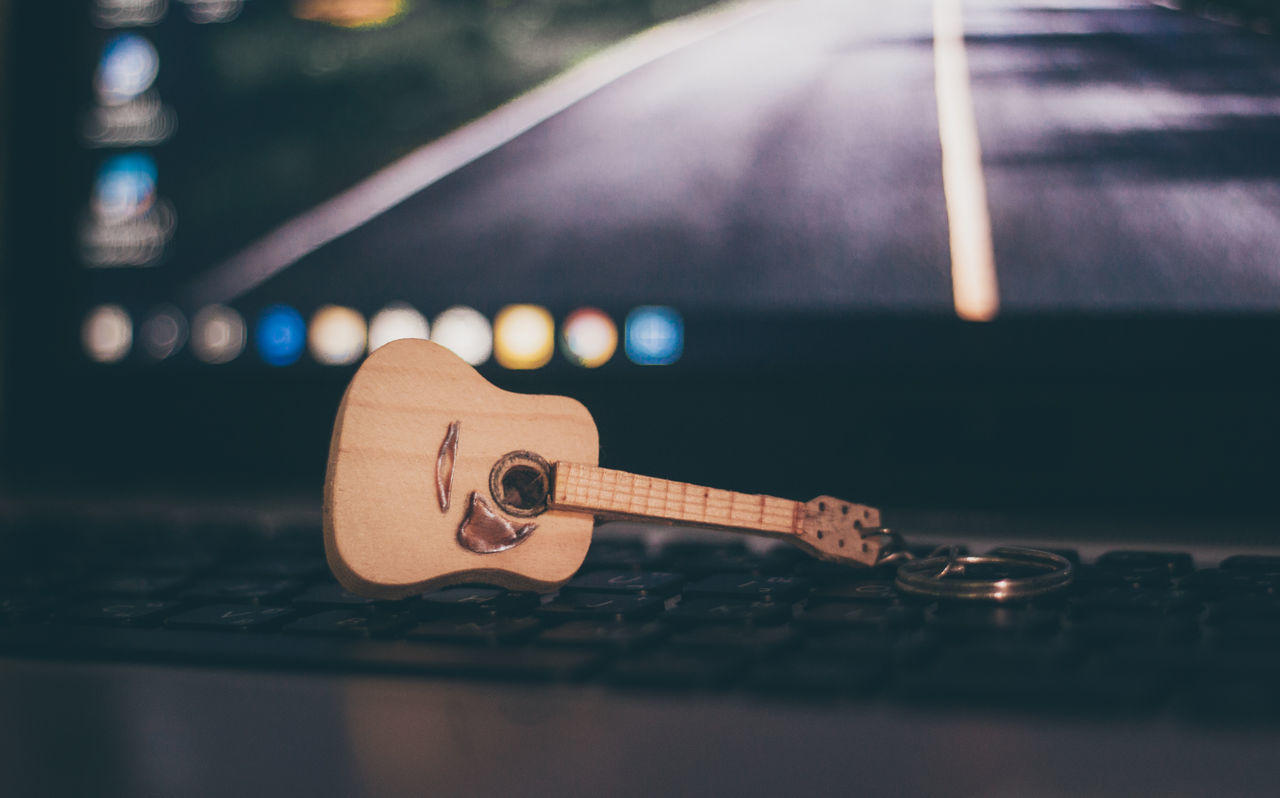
[5,0,1280,509]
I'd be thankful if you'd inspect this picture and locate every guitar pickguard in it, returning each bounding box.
[456,491,537,554]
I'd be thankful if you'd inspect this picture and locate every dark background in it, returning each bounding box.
[4,0,1280,518]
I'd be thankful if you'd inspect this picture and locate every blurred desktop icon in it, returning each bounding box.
[191,305,246,364]
[431,306,492,366]
[140,305,188,360]
[93,0,169,27]
[367,302,429,352]
[309,305,368,366]
[82,304,133,364]
[86,32,175,147]
[83,153,175,267]
[92,153,156,223]
[625,306,683,366]
[95,33,159,106]
[178,0,244,23]
[560,308,618,368]
[494,304,556,370]
[292,0,409,28]
[256,305,307,366]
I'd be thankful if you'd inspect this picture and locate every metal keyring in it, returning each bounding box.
[894,546,1074,602]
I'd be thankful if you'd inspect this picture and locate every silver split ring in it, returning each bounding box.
[894,546,1074,602]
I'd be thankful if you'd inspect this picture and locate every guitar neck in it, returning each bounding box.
[550,462,801,536]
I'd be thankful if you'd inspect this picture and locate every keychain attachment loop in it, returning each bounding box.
[893,546,1074,602]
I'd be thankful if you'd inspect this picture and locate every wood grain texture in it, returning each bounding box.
[551,462,800,536]
[794,497,884,567]
[324,339,599,598]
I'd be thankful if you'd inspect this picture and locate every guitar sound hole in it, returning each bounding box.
[502,466,547,511]
[489,450,552,518]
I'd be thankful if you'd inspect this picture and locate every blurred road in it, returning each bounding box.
[205,0,1280,315]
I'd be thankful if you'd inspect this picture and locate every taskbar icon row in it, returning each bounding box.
[82,303,683,369]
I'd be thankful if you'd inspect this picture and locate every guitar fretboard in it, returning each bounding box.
[551,462,799,536]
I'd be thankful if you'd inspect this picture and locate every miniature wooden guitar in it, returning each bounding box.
[324,339,884,598]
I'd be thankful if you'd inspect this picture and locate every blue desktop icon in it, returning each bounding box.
[625,306,683,366]
[93,153,157,222]
[256,305,306,366]
[97,33,160,105]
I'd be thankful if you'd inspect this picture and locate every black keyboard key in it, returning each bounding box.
[561,570,683,597]
[406,617,541,645]
[608,651,747,688]
[663,597,792,627]
[796,602,922,632]
[1068,566,1132,590]
[1219,555,1280,574]
[808,580,901,604]
[667,625,797,655]
[682,574,809,602]
[1178,569,1276,600]
[1066,588,1201,617]
[292,583,388,609]
[1096,550,1194,577]
[418,587,540,617]
[793,559,883,585]
[65,599,181,627]
[535,592,665,622]
[1072,564,1172,590]
[164,604,296,632]
[82,572,190,598]
[182,577,303,604]
[283,610,413,638]
[537,621,668,652]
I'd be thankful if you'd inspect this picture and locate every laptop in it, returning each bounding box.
[4,0,1280,794]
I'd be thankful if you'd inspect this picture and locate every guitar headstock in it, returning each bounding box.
[324,339,599,598]
[792,497,885,567]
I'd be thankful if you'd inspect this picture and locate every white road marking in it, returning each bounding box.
[183,0,778,306]
[934,0,1000,321]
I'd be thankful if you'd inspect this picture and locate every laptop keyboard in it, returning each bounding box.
[3,527,1280,722]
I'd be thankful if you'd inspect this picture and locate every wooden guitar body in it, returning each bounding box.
[324,339,599,598]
